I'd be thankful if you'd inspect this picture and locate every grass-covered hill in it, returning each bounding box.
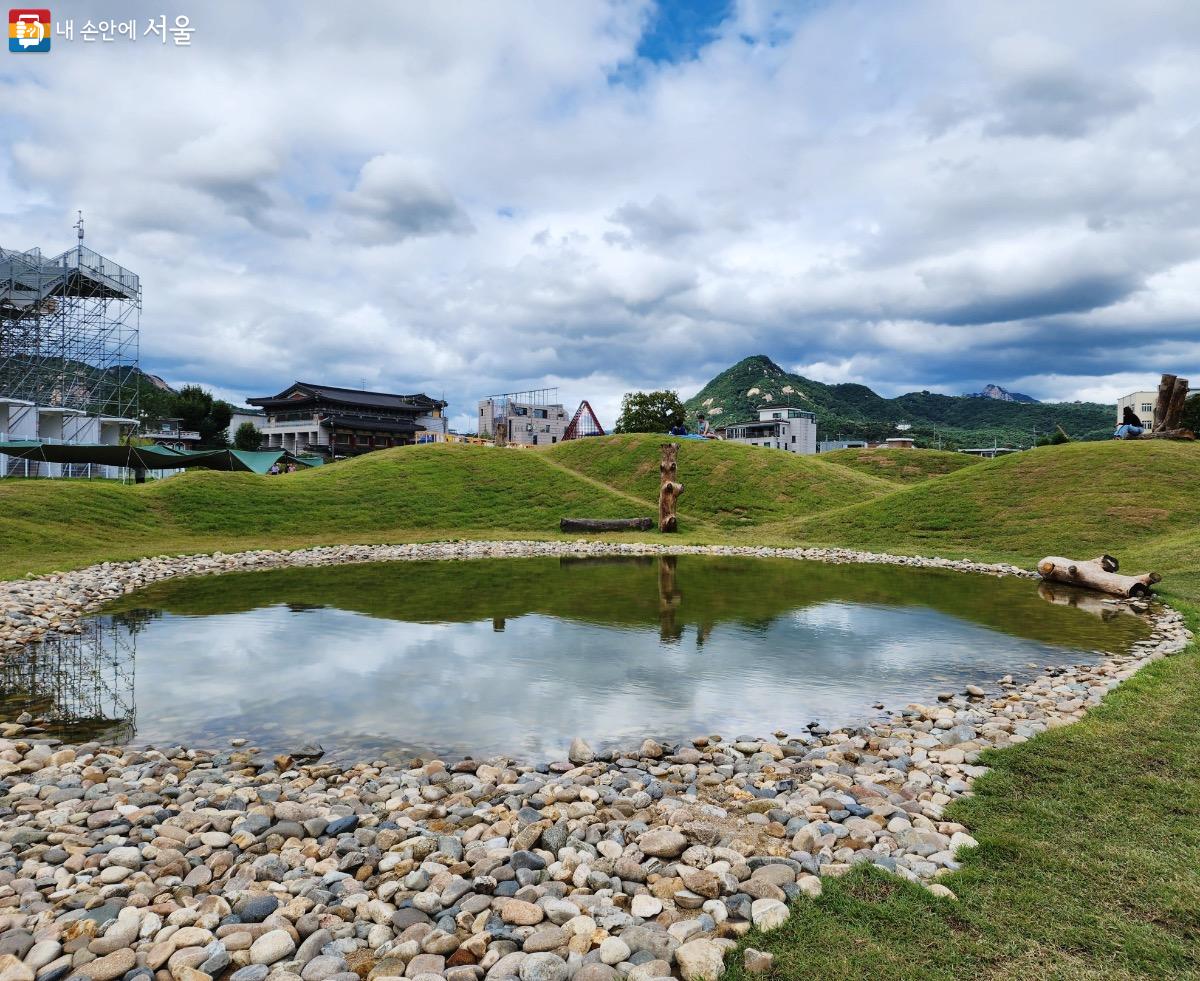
[819,446,982,484]
[684,354,1115,447]
[546,433,891,527]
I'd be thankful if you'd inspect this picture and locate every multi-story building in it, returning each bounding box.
[717,406,817,454]
[248,381,447,457]
[478,390,569,446]
[1117,390,1161,428]
[225,407,266,444]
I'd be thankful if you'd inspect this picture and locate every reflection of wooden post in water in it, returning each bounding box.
[1037,581,1121,620]
[659,443,683,533]
[492,616,506,632]
[658,556,683,642]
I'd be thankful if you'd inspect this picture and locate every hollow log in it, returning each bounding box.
[659,442,683,533]
[559,516,654,532]
[1140,428,1196,441]
[1152,374,1177,430]
[1162,376,1191,431]
[1037,555,1161,597]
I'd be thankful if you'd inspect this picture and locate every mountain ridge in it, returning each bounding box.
[684,355,1113,448]
[967,383,1038,403]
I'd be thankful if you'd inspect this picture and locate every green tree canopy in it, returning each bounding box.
[1181,394,1200,434]
[167,384,232,448]
[233,421,263,451]
[614,390,686,433]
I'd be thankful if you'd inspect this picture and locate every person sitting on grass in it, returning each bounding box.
[1114,406,1145,439]
[697,414,717,438]
[668,422,688,436]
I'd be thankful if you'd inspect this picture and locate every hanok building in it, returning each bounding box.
[248,382,447,457]
[717,406,817,454]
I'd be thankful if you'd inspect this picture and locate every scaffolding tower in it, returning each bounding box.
[0,229,141,421]
[0,618,137,744]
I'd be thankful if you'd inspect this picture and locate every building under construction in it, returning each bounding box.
[478,388,605,446]
[0,227,141,475]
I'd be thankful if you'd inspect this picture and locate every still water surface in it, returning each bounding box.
[0,557,1149,761]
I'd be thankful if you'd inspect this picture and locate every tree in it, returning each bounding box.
[171,384,232,448]
[614,390,686,433]
[234,422,262,451]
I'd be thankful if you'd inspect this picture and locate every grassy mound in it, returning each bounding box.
[819,447,982,484]
[787,440,1200,569]
[0,444,637,578]
[547,433,890,527]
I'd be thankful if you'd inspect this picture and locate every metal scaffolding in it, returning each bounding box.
[0,618,137,744]
[0,226,141,422]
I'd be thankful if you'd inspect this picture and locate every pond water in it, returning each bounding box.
[0,556,1149,762]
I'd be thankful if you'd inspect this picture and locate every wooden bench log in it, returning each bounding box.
[1037,554,1161,597]
[560,516,654,532]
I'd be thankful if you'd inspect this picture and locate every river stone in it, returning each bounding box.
[598,937,631,965]
[750,899,789,931]
[249,930,296,965]
[235,895,279,924]
[301,956,349,981]
[637,829,687,858]
[500,900,544,926]
[567,738,594,765]
[0,956,33,981]
[77,949,136,981]
[517,953,568,981]
[230,967,269,981]
[573,968,618,981]
[674,939,727,981]
[0,934,34,959]
[631,895,663,919]
[522,928,566,953]
[743,949,774,974]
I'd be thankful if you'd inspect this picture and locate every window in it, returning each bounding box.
[792,435,796,443]
[1141,403,1152,413]
[772,412,782,419]
[535,409,548,419]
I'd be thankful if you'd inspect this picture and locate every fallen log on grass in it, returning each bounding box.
[560,516,654,532]
[1037,554,1161,597]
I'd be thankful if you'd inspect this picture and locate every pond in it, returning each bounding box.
[0,556,1149,762]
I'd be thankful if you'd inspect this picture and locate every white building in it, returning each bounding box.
[478,392,569,446]
[226,407,266,444]
[717,407,817,454]
[1117,390,1161,429]
[0,397,134,477]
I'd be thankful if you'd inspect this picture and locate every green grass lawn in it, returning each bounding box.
[819,446,983,484]
[2,437,1199,978]
[548,433,893,527]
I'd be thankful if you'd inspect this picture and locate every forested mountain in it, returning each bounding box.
[684,355,1113,448]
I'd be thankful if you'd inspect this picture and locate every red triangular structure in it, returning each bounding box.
[563,400,605,440]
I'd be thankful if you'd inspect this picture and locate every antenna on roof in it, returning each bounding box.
[75,210,85,242]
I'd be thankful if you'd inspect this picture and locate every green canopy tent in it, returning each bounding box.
[0,441,321,475]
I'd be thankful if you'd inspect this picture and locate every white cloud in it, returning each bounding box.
[1,0,1198,419]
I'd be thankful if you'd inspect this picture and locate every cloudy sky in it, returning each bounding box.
[2,0,1198,431]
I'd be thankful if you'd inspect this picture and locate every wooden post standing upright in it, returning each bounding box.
[659,442,683,533]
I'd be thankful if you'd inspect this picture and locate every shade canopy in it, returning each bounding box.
[0,442,322,474]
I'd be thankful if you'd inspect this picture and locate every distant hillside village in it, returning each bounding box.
[1,237,1192,479]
